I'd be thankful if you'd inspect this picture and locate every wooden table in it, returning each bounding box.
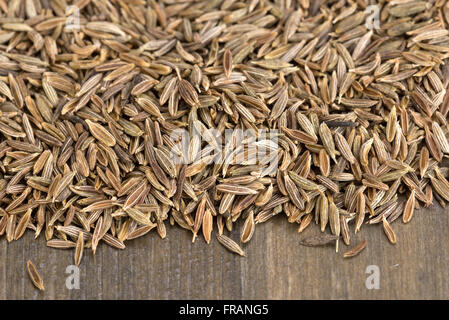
[1,204,448,300]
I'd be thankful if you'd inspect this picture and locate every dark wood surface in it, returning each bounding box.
[1,204,448,300]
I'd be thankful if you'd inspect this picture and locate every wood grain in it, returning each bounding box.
[0,205,448,299]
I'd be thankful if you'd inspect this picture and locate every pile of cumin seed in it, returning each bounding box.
[2,0,449,283]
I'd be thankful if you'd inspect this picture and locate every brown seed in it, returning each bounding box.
[216,234,245,256]
[216,184,258,195]
[75,231,84,266]
[26,260,44,291]
[403,190,416,224]
[382,216,397,244]
[14,209,32,240]
[46,240,76,249]
[386,106,397,143]
[241,211,255,243]
[92,216,103,255]
[223,49,233,79]
[126,208,153,226]
[298,213,313,233]
[335,132,356,164]
[6,215,16,243]
[319,123,338,162]
[318,193,328,232]
[202,209,213,244]
[85,120,116,147]
[284,173,305,210]
[343,240,367,258]
[329,198,340,236]
[420,147,429,178]
[193,196,207,242]
[340,215,350,246]
[355,192,365,233]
